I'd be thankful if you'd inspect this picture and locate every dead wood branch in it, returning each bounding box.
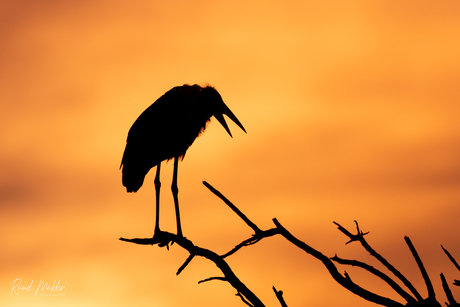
[120,181,458,307]
[441,273,459,307]
[442,245,460,272]
[203,181,262,234]
[120,233,265,307]
[331,255,416,304]
[273,219,404,307]
[272,286,288,307]
[442,245,460,287]
[334,221,423,301]
[404,237,437,302]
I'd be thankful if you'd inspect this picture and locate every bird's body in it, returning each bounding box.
[121,84,245,237]
[121,85,213,192]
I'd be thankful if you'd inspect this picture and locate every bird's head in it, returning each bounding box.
[200,86,247,137]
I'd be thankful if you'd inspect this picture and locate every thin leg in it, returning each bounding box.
[154,163,161,235]
[171,157,182,237]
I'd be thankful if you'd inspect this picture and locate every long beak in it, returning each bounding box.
[215,105,247,138]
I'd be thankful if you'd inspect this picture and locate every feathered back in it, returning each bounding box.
[121,84,245,192]
[121,85,212,192]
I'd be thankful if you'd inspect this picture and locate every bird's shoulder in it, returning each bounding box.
[126,85,202,140]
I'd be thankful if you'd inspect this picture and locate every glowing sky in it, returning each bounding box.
[1,1,460,306]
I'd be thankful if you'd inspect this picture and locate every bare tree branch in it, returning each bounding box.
[203,181,262,234]
[120,182,458,307]
[331,255,417,304]
[442,245,460,272]
[334,220,370,244]
[221,228,279,258]
[177,254,195,275]
[198,276,227,284]
[441,273,459,307]
[273,219,405,307]
[334,221,423,301]
[120,233,265,307]
[272,286,288,307]
[442,245,460,286]
[404,237,437,301]
[236,291,256,307]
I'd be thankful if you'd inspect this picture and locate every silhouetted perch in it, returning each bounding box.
[273,286,288,307]
[120,230,264,307]
[120,183,458,307]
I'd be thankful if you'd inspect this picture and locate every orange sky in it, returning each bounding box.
[2,1,460,306]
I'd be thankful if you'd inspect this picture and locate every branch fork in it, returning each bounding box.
[120,181,459,307]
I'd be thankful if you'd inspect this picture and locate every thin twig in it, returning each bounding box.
[177,254,195,275]
[273,286,288,307]
[120,232,265,307]
[405,237,436,300]
[334,221,370,244]
[237,291,255,307]
[274,219,404,307]
[441,273,459,306]
[331,255,416,304]
[198,276,227,284]
[334,221,423,301]
[442,245,460,272]
[203,181,262,234]
[221,228,279,258]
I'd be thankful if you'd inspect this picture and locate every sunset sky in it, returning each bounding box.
[2,1,460,306]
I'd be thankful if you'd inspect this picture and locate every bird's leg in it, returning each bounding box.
[172,157,183,237]
[154,163,161,236]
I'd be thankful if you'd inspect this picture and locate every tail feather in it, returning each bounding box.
[122,166,148,193]
[121,142,151,192]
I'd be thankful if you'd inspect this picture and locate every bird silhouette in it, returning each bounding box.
[121,84,246,238]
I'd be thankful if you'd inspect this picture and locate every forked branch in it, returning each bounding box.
[120,182,457,307]
[334,221,423,301]
[120,233,265,307]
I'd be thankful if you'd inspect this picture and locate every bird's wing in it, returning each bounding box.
[121,86,200,168]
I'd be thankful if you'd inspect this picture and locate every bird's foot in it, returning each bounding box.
[152,230,175,249]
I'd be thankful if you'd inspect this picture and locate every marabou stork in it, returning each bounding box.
[120,84,246,237]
